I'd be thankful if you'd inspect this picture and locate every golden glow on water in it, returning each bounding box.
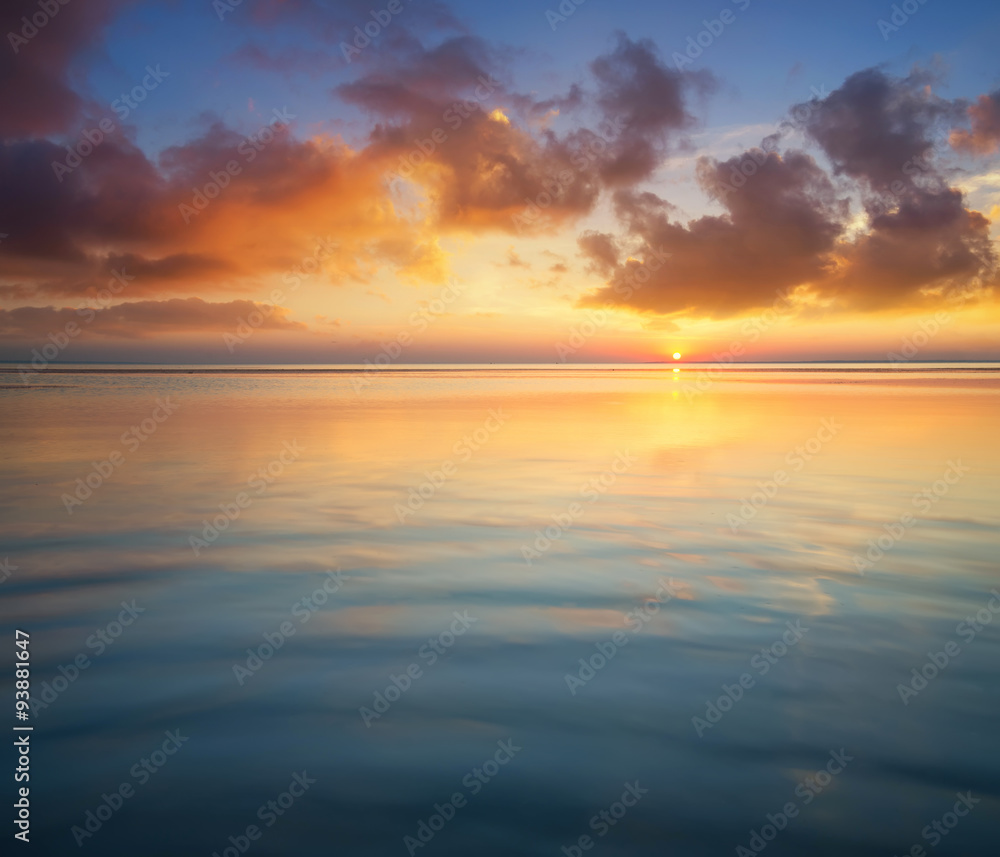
[4,368,998,596]
[2,367,999,854]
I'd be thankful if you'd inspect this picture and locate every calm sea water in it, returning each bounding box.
[2,366,999,856]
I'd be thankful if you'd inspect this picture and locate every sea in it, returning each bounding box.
[2,364,998,855]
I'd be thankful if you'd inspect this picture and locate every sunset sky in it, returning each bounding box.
[1,0,998,363]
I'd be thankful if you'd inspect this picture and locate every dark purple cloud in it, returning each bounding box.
[0,0,129,139]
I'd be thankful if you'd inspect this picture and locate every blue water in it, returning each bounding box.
[2,367,998,855]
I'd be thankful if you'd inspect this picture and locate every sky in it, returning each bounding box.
[0,0,998,364]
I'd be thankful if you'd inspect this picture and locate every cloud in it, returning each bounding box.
[821,186,996,308]
[226,0,467,75]
[1,2,995,346]
[579,67,997,318]
[581,152,845,317]
[577,230,621,274]
[950,90,1000,156]
[0,298,305,341]
[0,0,128,139]
[792,68,997,307]
[492,247,530,269]
[589,33,712,186]
[0,252,238,301]
[508,84,585,125]
[0,116,451,300]
[789,67,962,189]
[1,20,715,313]
[337,36,608,231]
[341,33,711,233]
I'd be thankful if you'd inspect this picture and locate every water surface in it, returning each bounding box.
[2,366,998,855]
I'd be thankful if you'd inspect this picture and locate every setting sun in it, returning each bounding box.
[673,352,682,360]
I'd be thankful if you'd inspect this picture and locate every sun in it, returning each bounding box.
[672,352,682,360]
